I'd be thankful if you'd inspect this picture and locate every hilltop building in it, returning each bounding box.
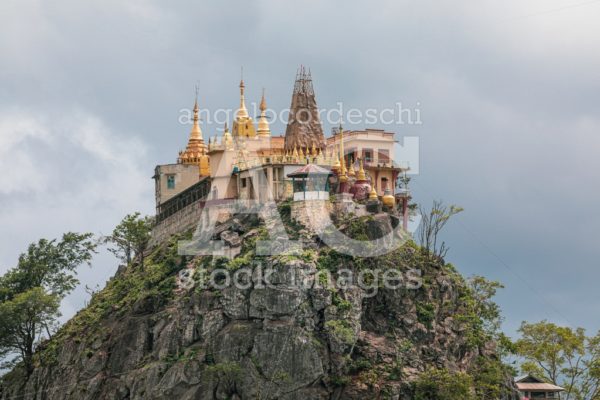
[151,67,412,243]
[515,374,565,399]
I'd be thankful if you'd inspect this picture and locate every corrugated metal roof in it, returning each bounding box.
[516,382,565,392]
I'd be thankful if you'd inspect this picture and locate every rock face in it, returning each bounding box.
[0,214,516,400]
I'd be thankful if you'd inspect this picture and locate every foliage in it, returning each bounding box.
[331,292,352,312]
[454,276,506,350]
[413,368,474,400]
[103,212,153,268]
[515,320,600,399]
[325,320,355,345]
[35,235,184,369]
[470,356,515,400]
[416,302,436,329]
[0,232,96,300]
[0,288,60,372]
[467,276,504,334]
[417,200,463,260]
[0,232,96,374]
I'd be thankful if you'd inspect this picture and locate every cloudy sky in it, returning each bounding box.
[1,0,599,335]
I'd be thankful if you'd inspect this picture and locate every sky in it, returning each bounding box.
[1,0,599,336]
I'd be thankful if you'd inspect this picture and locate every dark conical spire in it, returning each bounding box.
[284,66,325,151]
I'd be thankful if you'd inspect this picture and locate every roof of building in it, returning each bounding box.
[515,382,565,392]
[287,164,332,178]
[515,374,565,392]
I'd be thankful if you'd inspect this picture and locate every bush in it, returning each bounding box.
[416,303,435,329]
[413,368,474,400]
[325,320,356,345]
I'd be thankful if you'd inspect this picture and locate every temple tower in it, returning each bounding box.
[284,66,326,151]
[232,79,257,138]
[256,89,271,138]
[178,95,210,176]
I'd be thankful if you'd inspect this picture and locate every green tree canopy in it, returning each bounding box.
[103,212,153,268]
[0,232,96,300]
[516,320,600,400]
[413,368,474,400]
[0,288,60,372]
[0,232,96,374]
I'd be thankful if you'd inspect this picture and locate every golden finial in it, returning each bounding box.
[178,88,208,165]
[357,158,367,181]
[293,145,299,158]
[338,123,347,175]
[382,188,395,207]
[223,122,233,150]
[348,160,356,177]
[259,88,266,111]
[311,142,317,157]
[190,91,202,141]
[257,88,271,137]
[299,146,305,158]
[236,70,249,120]
[369,185,378,200]
[333,146,341,169]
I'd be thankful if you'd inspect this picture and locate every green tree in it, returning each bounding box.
[0,288,60,373]
[467,276,505,335]
[413,368,474,400]
[0,232,96,374]
[0,232,96,300]
[417,200,463,260]
[516,320,600,400]
[103,212,153,268]
[459,276,518,398]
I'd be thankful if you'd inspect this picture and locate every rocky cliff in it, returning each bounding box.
[0,209,516,399]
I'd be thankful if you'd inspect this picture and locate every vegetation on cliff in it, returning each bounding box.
[1,205,584,399]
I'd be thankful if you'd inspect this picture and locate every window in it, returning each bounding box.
[378,149,390,163]
[345,147,357,167]
[167,175,175,189]
[362,148,373,163]
[381,177,389,190]
[241,178,247,188]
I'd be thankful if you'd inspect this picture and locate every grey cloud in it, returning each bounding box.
[1,0,599,334]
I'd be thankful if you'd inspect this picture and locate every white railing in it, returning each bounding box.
[293,191,329,201]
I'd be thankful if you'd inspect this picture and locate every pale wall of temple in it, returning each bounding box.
[154,164,201,208]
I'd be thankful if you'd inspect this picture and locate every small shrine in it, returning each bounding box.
[287,164,332,201]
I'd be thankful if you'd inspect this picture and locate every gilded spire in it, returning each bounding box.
[333,146,341,170]
[339,123,347,177]
[223,122,233,150]
[257,88,271,137]
[369,185,378,200]
[236,78,249,119]
[190,96,203,140]
[348,160,356,177]
[178,90,207,168]
[232,73,256,138]
[357,158,367,181]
